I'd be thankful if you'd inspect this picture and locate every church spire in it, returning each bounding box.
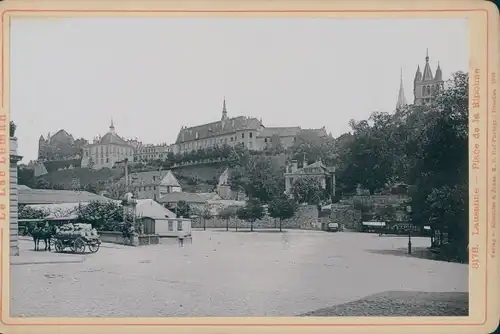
[434,61,443,81]
[422,49,434,81]
[221,97,228,120]
[396,66,408,110]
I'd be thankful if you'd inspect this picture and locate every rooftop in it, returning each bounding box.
[18,186,113,205]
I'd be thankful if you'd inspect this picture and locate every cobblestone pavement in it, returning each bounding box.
[300,291,468,316]
[10,230,468,317]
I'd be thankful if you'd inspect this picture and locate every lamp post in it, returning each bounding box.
[406,205,412,255]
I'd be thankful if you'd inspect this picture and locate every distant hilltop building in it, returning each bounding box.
[173,98,328,155]
[80,120,135,170]
[413,50,444,106]
[134,143,173,163]
[396,50,445,110]
[38,129,87,161]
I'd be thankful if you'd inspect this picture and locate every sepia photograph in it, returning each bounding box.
[7,14,472,319]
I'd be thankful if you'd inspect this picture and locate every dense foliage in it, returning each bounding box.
[267,194,297,231]
[335,71,469,259]
[291,176,326,205]
[237,198,265,232]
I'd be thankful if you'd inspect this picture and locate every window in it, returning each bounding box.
[168,221,174,231]
[241,133,244,138]
[249,132,253,138]
[177,221,183,231]
[264,138,268,143]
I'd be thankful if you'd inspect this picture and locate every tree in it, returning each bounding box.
[219,206,238,231]
[176,200,191,218]
[87,157,95,170]
[291,176,325,205]
[76,200,123,229]
[197,206,213,230]
[268,194,297,231]
[237,198,264,232]
[229,155,284,203]
[18,167,35,188]
[290,129,336,166]
[19,206,48,220]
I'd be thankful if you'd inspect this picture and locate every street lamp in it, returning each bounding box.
[406,205,412,254]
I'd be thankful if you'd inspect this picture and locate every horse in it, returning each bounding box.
[31,223,57,251]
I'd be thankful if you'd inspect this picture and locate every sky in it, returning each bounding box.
[9,17,468,163]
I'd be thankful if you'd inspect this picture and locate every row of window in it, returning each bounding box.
[85,147,134,156]
[420,83,442,96]
[168,221,183,231]
[181,132,254,151]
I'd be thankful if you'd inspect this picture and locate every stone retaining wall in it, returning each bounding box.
[98,231,159,246]
[329,204,362,231]
[192,205,320,230]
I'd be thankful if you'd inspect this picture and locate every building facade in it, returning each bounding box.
[284,159,336,198]
[81,121,135,170]
[413,50,444,106]
[174,99,263,155]
[173,99,329,154]
[124,170,182,201]
[134,143,172,163]
[38,129,87,161]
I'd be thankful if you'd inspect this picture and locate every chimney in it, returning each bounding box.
[291,160,298,173]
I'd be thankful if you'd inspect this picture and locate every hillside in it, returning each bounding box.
[31,152,288,194]
[38,167,123,189]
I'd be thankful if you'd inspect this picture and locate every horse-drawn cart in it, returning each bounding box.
[53,223,101,254]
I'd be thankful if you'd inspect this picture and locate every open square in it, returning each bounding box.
[10,230,468,317]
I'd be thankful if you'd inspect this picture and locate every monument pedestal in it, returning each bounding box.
[10,137,22,256]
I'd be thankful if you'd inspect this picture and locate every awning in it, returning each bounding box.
[362,221,386,227]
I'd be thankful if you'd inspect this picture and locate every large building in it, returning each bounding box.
[173,98,328,154]
[174,99,263,155]
[81,120,135,170]
[413,50,444,106]
[284,159,336,198]
[134,143,173,163]
[38,129,87,161]
[123,169,182,201]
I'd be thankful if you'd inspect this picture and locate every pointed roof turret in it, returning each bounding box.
[221,97,228,120]
[396,66,408,110]
[161,170,181,188]
[422,49,434,81]
[434,61,443,81]
[414,65,422,82]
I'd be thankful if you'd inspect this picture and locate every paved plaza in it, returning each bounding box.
[10,230,468,317]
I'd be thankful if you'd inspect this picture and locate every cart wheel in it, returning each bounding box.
[73,238,86,254]
[88,242,100,253]
[54,240,64,253]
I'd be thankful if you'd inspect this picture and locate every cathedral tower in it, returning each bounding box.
[413,49,444,105]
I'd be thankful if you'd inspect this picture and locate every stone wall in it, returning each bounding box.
[192,204,320,230]
[329,204,362,231]
[99,231,159,246]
